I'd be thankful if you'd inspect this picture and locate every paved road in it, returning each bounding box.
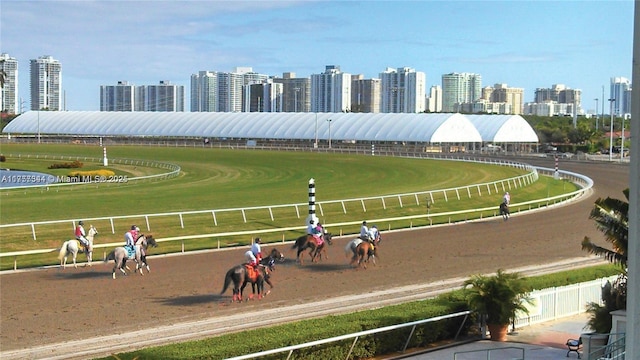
[0,157,629,360]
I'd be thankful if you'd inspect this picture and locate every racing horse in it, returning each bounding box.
[221,263,272,302]
[291,232,333,265]
[105,234,157,279]
[57,225,98,269]
[260,248,285,269]
[499,201,510,221]
[345,237,378,269]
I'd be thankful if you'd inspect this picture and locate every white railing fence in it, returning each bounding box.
[225,277,614,360]
[225,311,472,360]
[0,167,593,271]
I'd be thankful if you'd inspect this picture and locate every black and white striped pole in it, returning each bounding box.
[554,154,559,180]
[306,178,318,225]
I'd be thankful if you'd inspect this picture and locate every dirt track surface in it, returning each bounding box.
[0,158,630,359]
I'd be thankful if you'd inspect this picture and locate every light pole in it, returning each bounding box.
[621,116,625,161]
[608,98,615,161]
[327,118,332,149]
[594,98,599,130]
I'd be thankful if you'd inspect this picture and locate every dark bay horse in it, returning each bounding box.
[221,264,271,302]
[499,201,510,221]
[105,234,157,279]
[260,248,285,269]
[291,233,333,265]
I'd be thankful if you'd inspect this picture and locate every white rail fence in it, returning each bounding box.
[1,157,535,241]
[0,153,180,190]
[0,167,592,270]
[226,277,615,360]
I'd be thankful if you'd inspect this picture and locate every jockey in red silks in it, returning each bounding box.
[75,221,89,249]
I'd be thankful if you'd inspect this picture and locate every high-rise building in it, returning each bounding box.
[191,71,218,112]
[530,84,581,116]
[100,81,135,111]
[247,80,283,112]
[273,72,311,112]
[441,72,482,113]
[427,85,442,113]
[610,77,632,116]
[145,80,184,112]
[190,67,268,112]
[0,53,19,114]
[480,83,524,115]
[380,67,426,113]
[351,75,381,113]
[310,65,351,113]
[30,55,62,111]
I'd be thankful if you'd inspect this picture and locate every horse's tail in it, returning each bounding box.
[105,249,116,263]
[291,236,302,250]
[57,241,68,261]
[220,269,233,295]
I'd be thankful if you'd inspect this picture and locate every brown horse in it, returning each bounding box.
[349,239,378,269]
[291,233,333,265]
[221,264,270,302]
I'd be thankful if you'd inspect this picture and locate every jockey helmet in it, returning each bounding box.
[131,225,137,230]
[372,225,377,229]
[255,238,261,243]
[362,221,367,225]
[79,221,84,225]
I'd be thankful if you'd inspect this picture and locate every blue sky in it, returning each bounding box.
[1,0,634,112]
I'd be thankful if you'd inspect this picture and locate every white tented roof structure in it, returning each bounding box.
[3,111,538,144]
[465,114,539,143]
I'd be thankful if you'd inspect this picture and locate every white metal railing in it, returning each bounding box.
[0,157,536,240]
[225,277,613,360]
[0,167,593,271]
[225,311,471,360]
[0,153,180,190]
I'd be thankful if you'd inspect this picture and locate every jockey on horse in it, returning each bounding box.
[75,221,90,251]
[308,219,325,246]
[124,225,140,258]
[359,221,379,256]
[244,238,265,282]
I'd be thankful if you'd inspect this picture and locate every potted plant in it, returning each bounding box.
[463,269,533,341]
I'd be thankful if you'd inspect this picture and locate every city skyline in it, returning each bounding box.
[1,0,634,113]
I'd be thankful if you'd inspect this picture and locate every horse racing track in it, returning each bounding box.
[0,159,628,359]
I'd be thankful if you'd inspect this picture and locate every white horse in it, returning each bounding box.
[57,225,98,269]
[105,234,157,280]
[344,238,363,258]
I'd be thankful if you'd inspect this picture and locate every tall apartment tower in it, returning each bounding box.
[247,80,283,112]
[610,77,632,116]
[30,55,62,111]
[351,74,381,113]
[380,67,426,113]
[484,83,524,115]
[310,65,351,113]
[0,53,19,114]
[441,72,482,113]
[273,72,311,112]
[427,85,442,113]
[191,71,218,112]
[100,81,135,111]
[145,80,184,112]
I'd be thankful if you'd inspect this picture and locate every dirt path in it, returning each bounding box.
[0,158,629,359]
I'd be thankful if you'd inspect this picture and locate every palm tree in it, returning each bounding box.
[581,188,629,267]
[581,188,628,332]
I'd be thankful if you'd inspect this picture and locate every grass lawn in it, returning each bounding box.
[0,143,575,269]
